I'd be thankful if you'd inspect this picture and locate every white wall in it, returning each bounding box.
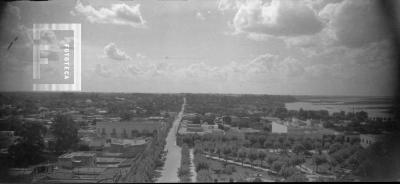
[272,121,288,133]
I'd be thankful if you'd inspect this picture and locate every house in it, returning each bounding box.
[343,132,360,143]
[186,123,203,132]
[360,134,384,148]
[58,152,96,169]
[201,123,218,131]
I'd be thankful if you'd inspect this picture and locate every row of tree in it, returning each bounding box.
[122,115,174,182]
[178,144,192,182]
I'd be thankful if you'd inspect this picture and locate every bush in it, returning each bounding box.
[178,144,192,182]
[285,173,308,182]
[196,161,210,172]
[272,160,285,172]
[279,166,297,178]
[178,167,190,177]
[197,169,213,182]
[222,165,236,175]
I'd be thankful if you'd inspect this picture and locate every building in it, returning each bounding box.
[201,124,219,131]
[343,132,360,143]
[186,123,203,132]
[271,121,288,133]
[58,152,96,169]
[96,118,166,139]
[360,134,384,148]
[271,121,338,137]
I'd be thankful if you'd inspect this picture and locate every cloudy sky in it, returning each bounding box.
[0,0,398,96]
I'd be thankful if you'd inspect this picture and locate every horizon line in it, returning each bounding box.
[0,90,395,98]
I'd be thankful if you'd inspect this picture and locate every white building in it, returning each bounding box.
[271,121,288,133]
[360,134,384,148]
[271,121,338,137]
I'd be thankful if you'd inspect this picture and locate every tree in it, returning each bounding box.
[222,146,231,163]
[313,154,327,173]
[238,149,247,166]
[197,169,213,182]
[353,135,400,181]
[192,115,201,124]
[272,160,285,172]
[120,111,134,121]
[266,156,278,167]
[279,166,297,179]
[216,146,223,158]
[263,139,273,148]
[248,149,258,168]
[328,143,342,154]
[196,161,210,172]
[328,157,338,172]
[52,114,79,153]
[258,150,266,167]
[285,173,308,182]
[288,155,305,166]
[8,122,46,167]
[355,111,368,122]
[292,143,305,155]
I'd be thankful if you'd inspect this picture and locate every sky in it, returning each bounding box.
[0,0,398,96]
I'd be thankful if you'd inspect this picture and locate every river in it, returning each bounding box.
[285,96,394,119]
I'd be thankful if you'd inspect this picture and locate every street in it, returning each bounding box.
[156,97,186,182]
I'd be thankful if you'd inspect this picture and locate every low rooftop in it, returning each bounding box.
[59,152,96,159]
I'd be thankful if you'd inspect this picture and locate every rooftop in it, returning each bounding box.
[59,152,96,159]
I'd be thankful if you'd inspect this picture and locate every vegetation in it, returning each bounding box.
[8,122,46,167]
[122,115,173,182]
[177,125,400,182]
[52,114,79,153]
[352,135,400,181]
[185,93,295,117]
[178,144,192,182]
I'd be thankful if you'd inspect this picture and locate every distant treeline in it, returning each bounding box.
[185,93,296,116]
[0,92,184,116]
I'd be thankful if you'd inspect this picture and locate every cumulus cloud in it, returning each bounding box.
[304,0,343,12]
[351,40,394,69]
[103,43,132,61]
[109,52,305,85]
[89,49,395,95]
[73,1,146,28]
[327,0,390,48]
[231,0,324,37]
[224,0,391,59]
[217,0,246,11]
[280,0,395,75]
[290,0,391,50]
[126,53,305,85]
